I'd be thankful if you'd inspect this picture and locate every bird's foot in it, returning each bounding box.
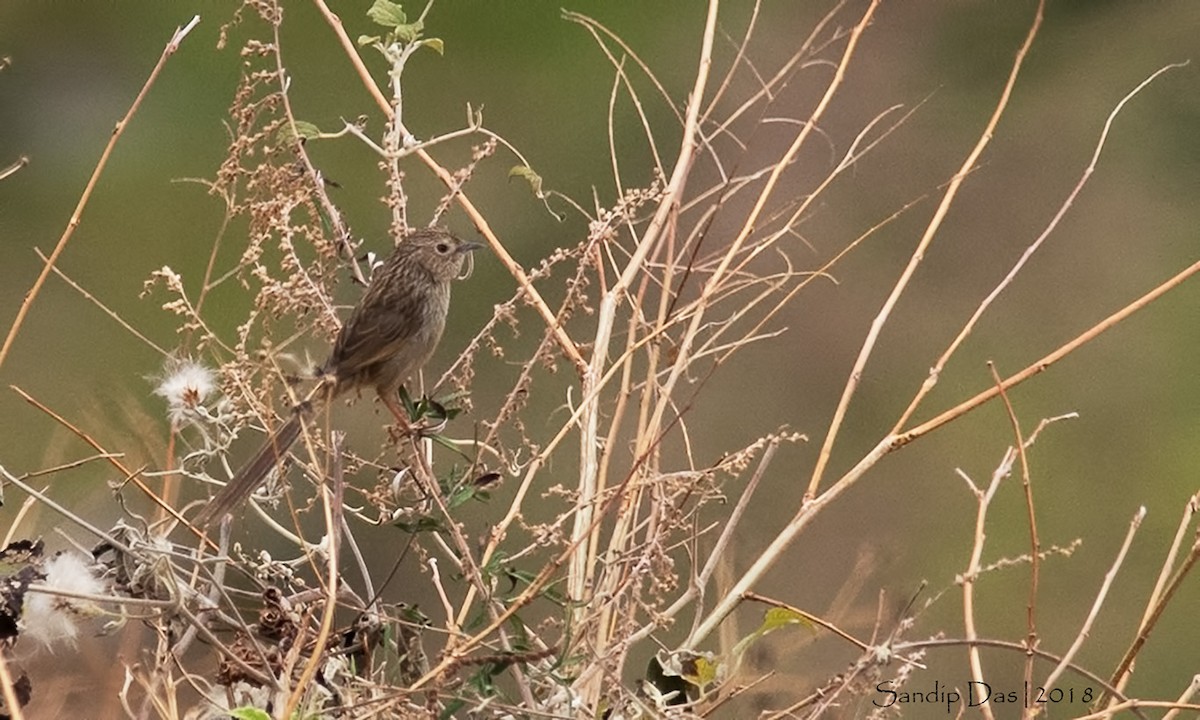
[387,416,447,440]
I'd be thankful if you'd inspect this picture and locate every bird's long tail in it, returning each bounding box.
[193,402,314,528]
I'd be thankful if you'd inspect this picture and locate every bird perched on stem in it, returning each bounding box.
[194,227,481,527]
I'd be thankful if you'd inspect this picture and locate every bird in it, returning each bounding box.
[194,227,481,527]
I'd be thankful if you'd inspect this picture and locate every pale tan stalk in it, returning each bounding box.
[0,17,200,372]
[807,0,1044,500]
[1042,507,1146,694]
[892,60,1189,433]
[957,456,1011,720]
[570,3,722,705]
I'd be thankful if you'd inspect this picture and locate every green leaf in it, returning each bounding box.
[357,34,381,47]
[393,20,424,43]
[759,607,813,634]
[481,550,510,576]
[466,662,501,694]
[447,484,477,509]
[367,0,407,28]
[439,699,466,720]
[422,37,445,55]
[508,165,544,196]
[427,430,473,462]
[398,385,417,416]
[503,567,535,592]
[499,568,569,606]
[276,120,322,145]
[393,516,444,534]
[422,397,449,422]
[724,606,816,686]
[230,709,271,720]
[396,603,430,625]
[504,615,531,644]
[682,654,719,688]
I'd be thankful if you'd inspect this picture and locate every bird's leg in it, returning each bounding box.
[381,392,415,436]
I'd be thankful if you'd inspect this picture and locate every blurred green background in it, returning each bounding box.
[1,0,1199,715]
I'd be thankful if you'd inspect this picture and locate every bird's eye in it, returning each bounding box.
[435,242,451,254]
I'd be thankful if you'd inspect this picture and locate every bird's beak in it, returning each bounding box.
[459,241,485,253]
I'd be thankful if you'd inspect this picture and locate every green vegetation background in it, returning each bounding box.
[0,0,1198,711]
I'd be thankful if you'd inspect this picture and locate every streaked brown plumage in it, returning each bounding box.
[194,227,480,527]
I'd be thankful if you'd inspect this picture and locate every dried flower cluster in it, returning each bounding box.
[2,1,1196,719]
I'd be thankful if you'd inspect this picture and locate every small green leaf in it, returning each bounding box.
[393,20,424,43]
[230,709,271,720]
[724,606,816,686]
[508,165,544,196]
[367,0,407,28]
[466,662,501,693]
[447,484,477,509]
[428,432,464,456]
[424,397,449,421]
[682,654,719,688]
[502,567,535,594]
[439,699,466,720]
[357,34,381,47]
[398,385,417,416]
[759,607,812,634]
[393,516,444,534]
[481,550,510,576]
[277,120,322,144]
[422,37,444,55]
[396,603,430,625]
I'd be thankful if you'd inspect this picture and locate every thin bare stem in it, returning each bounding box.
[282,479,341,718]
[743,591,871,652]
[1162,676,1200,720]
[987,362,1040,720]
[892,60,1188,433]
[571,0,720,628]
[900,257,1200,443]
[1104,526,1200,707]
[309,0,585,374]
[806,0,1044,500]
[1042,507,1145,693]
[0,155,30,181]
[958,455,1010,720]
[0,653,26,720]
[1107,492,1200,703]
[0,17,199,372]
[35,249,169,356]
[688,244,1199,649]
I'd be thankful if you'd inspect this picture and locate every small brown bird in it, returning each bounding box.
[194,227,480,527]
